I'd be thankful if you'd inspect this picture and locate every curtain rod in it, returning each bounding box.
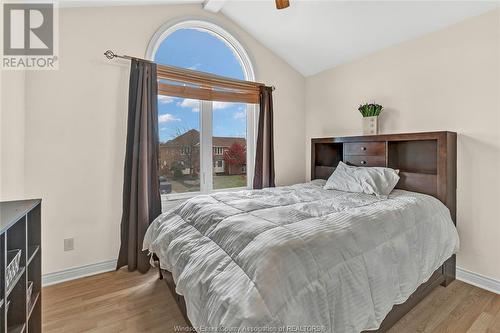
[104,50,275,91]
[104,50,154,63]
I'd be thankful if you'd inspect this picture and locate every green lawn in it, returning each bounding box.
[214,175,247,190]
[168,174,246,193]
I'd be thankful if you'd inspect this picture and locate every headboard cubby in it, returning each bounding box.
[311,131,457,223]
[312,141,343,180]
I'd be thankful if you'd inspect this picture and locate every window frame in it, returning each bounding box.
[147,19,257,201]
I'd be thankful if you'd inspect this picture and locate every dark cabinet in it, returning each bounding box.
[0,200,41,333]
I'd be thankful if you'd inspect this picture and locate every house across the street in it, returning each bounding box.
[158,129,246,178]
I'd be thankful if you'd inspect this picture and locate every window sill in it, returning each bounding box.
[161,187,250,202]
[161,192,199,202]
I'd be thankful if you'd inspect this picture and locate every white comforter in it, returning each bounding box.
[143,180,459,332]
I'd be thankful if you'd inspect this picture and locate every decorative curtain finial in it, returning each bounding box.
[104,50,116,60]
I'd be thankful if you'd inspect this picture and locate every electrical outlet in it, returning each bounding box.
[64,238,74,251]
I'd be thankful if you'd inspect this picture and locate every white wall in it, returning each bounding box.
[305,10,500,281]
[24,4,305,274]
[1,70,26,201]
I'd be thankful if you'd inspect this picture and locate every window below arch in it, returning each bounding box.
[148,20,256,199]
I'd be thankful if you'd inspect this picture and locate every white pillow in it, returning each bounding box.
[324,161,400,198]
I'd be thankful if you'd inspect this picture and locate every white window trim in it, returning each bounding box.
[200,100,213,194]
[148,19,257,202]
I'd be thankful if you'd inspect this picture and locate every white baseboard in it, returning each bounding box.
[42,259,117,286]
[457,266,500,295]
[41,260,500,295]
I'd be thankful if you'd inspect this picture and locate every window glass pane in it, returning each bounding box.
[154,26,252,195]
[212,102,247,190]
[158,96,201,194]
[155,28,245,80]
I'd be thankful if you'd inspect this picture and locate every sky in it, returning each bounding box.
[155,28,248,143]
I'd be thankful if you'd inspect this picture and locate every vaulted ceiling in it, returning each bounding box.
[219,1,498,76]
[59,0,499,76]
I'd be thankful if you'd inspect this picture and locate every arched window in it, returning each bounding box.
[147,20,256,198]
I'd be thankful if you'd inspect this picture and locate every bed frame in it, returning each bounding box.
[158,131,457,332]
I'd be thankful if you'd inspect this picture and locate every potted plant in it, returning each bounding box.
[358,103,383,135]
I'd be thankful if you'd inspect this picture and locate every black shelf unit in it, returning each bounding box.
[0,200,41,333]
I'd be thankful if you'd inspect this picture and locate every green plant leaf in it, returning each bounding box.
[357,102,383,117]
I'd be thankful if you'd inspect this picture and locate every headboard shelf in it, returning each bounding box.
[313,142,343,166]
[388,140,438,175]
[311,131,457,223]
[396,169,437,175]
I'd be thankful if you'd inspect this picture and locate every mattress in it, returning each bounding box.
[143,180,459,332]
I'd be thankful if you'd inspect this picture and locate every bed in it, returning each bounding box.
[144,131,458,332]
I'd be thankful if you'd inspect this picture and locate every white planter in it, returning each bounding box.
[362,116,378,135]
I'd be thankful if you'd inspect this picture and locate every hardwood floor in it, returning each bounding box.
[43,268,500,333]
[43,269,186,333]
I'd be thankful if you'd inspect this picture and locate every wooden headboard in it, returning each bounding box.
[311,131,457,223]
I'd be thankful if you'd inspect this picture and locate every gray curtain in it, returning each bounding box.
[253,86,275,189]
[117,59,162,273]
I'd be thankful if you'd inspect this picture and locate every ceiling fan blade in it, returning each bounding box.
[275,0,290,10]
